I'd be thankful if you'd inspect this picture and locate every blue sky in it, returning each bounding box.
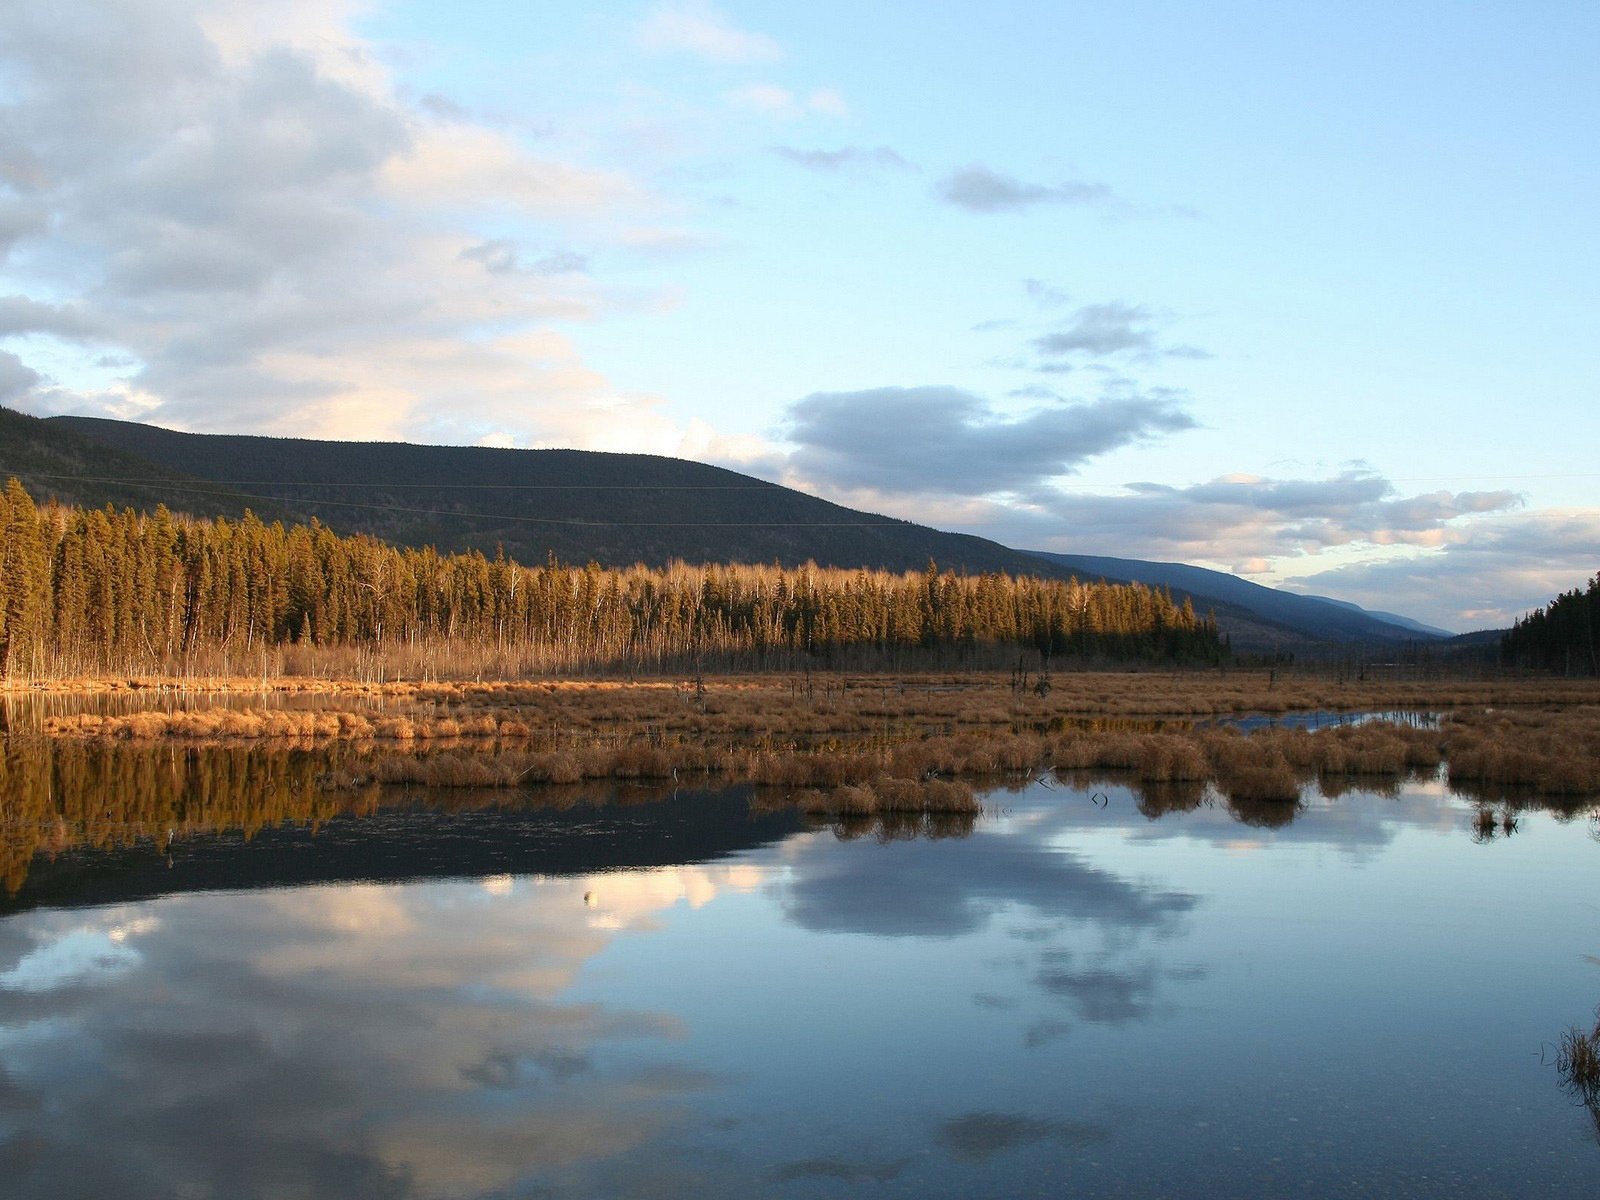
[1,0,1596,629]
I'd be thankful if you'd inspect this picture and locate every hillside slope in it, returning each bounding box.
[45,413,1067,577]
[0,407,282,521]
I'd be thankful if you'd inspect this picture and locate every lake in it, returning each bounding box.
[2,748,1598,1198]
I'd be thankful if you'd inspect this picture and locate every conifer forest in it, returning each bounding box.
[0,480,1223,678]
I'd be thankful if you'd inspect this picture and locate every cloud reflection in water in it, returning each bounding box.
[0,865,762,1200]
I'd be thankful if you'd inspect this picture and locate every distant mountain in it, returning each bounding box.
[1443,629,1506,649]
[1023,551,1448,646]
[1304,596,1453,639]
[37,412,1070,578]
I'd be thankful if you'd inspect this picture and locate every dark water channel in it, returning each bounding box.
[2,744,1599,1197]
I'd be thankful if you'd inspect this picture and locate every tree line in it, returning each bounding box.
[0,479,1224,678]
[1502,573,1600,676]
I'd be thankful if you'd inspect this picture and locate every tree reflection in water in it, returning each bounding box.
[0,738,353,895]
[5,739,1600,900]
[0,740,805,907]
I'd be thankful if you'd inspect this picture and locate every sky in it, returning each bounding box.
[0,0,1596,631]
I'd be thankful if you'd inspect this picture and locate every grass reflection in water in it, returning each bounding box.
[5,710,1600,896]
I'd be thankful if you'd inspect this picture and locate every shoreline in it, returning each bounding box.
[4,672,1594,808]
[5,668,1598,712]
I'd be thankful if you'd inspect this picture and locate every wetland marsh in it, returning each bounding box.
[3,671,1600,1197]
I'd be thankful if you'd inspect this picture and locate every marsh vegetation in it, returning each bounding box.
[1556,1006,1600,1148]
[1558,1011,1600,1105]
[7,671,1599,895]
[28,672,1600,801]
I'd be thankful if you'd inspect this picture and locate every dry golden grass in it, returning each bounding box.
[19,668,1600,723]
[347,743,987,822]
[759,778,979,818]
[7,684,1599,897]
[26,672,1600,816]
[1441,706,1600,795]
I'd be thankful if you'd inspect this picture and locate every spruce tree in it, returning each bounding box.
[0,478,51,677]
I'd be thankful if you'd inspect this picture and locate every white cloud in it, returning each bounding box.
[726,83,794,114]
[1008,471,1525,564]
[726,84,849,119]
[806,87,849,117]
[637,1,781,64]
[1033,303,1157,358]
[379,122,644,218]
[1287,509,1600,631]
[0,348,41,401]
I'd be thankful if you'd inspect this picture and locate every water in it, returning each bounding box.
[2,754,1598,1197]
[1202,707,1441,732]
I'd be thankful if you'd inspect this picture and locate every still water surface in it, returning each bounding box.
[2,766,1599,1198]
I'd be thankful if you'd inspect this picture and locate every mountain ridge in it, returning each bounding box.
[43,413,1067,580]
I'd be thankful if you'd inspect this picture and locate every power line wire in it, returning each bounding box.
[8,470,785,490]
[9,466,1599,492]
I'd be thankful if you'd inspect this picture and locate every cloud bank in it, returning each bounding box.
[1290,509,1600,630]
[754,383,1556,628]
[780,385,1195,496]
[0,0,681,448]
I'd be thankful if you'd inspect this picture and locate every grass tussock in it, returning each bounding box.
[1049,732,1212,780]
[772,777,980,818]
[1199,731,1303,804]
[57,701,1598,817]
[1443,706,1600,795]
[1558,1010,1600,1104]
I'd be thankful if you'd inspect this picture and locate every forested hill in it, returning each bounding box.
[0,480,1224,679]
[40,412,1061,578]
[9,409,1448,653]
[0,407,287,522]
